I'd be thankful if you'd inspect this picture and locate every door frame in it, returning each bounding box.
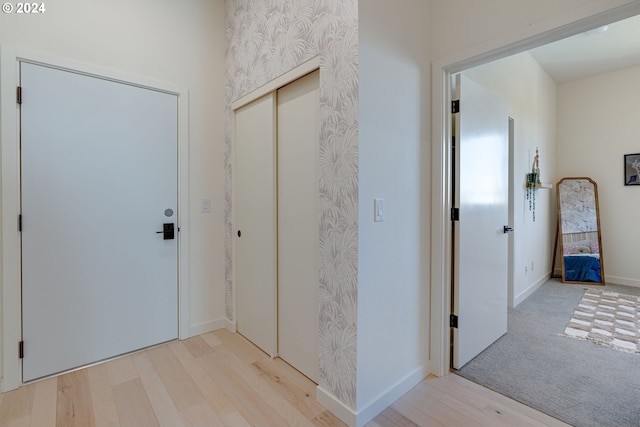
[429,1,640,377]
[1,47,190,391]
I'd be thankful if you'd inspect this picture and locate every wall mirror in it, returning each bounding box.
[556,177,605,285]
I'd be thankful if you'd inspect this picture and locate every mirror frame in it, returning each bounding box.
[556,177,605,285]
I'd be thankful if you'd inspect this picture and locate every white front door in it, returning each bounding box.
[21,62,178,382]
[452,74,509,369]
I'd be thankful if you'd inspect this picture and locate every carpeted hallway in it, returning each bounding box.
[456,278,640,427]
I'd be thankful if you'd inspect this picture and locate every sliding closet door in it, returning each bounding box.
[277,70,320,381]
[235,93,277,356]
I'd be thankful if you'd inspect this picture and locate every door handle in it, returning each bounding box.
[503,225,514,234]
[156,223,175,240]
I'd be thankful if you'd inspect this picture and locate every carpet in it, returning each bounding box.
[563,289,640,354]
[455,279,640,427]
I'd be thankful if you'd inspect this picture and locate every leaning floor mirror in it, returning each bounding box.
[556,177,605,285]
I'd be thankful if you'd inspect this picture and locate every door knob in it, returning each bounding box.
[503,225,514,234]
[156,223,175,240]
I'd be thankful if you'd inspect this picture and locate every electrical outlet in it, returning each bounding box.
[524,265,528,274]
[531,261,534,271]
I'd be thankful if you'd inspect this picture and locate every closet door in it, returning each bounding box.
[277,70,320,381]
[235,93,277,356]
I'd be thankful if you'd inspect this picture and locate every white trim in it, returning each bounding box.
[177,86,191,341]
[225,319,237,333]
[430,1,640,378]
[230,56,320,111]
[355,366,428,427]
[11,49,186,95]
[1,45,22,392]
[604,275,640,288]
[316,366,428,427]
[514,273,550,307]
[189,319,226,337]
[508,118,515,309]
[316,386,356,427]
[429,59,452,378]
[548,273,640,288]
[1,46,190,391]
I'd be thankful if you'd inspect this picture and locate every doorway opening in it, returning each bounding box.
[431,2,640,378]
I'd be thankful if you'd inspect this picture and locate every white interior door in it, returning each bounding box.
[21,62,178,382]
[277,70,320,382]
[235,93,277,356]
[452,74,509,369]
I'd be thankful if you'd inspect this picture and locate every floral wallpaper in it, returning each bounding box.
[224,0,359,408]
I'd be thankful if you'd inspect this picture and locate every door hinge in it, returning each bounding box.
[17,86,22,105]
[19,341,24,359]
[450,314,458,329]
[451,207,459,221]
[451,99,459,114]
[18,214,22,232]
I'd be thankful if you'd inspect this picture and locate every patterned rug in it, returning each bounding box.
[563,288,640,354]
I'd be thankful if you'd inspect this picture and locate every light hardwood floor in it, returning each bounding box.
[0,330,568,427]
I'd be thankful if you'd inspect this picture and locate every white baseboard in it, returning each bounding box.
[514,273,550,307]
[316,386,356,427]
[316,365,428,427]
[225,319,236,333]
[355,366,428,427]
[551,271,640,289]
[189,318,226,337]
[605,275,640,288]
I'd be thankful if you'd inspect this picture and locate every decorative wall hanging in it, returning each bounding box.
[526,147,542,221]
[624,153,640,185]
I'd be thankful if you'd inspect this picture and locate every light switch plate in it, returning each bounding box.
[201,197,211,213]
[374,198,384,222]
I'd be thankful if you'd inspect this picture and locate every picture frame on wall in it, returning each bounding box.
[624,153,640,185]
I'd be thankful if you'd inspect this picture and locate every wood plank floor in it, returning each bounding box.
[0,330,568,427]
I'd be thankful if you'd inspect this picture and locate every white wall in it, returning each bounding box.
[357,0,430,417]
[463,53,557,304]
[0,0,227,379]
[430,0,637,61]
[557,65,640,287]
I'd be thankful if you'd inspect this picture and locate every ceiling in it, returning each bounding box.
[528,13,640,83]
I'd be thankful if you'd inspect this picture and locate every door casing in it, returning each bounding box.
[0,47,190,391]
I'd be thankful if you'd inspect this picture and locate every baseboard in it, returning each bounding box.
[354,365,428,427]
[514,273,550,307]
[317,365,428,427]
[605,275,640,288]
[316,386,356,427]
[551,271,640,288]
[225,319,236,333]
[189,318,226,337]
